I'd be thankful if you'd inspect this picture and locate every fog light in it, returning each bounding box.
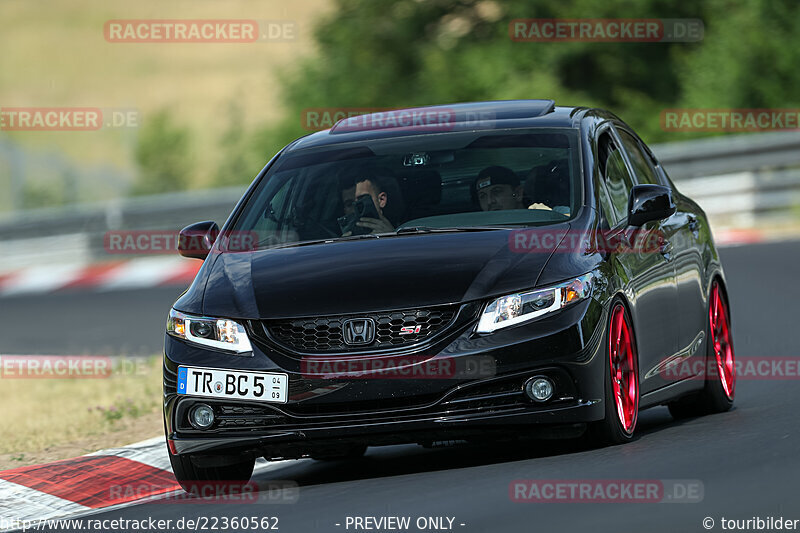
[525,377,554,402]
[189,404,215,429]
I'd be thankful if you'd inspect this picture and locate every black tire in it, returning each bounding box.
[669,280,735,418]
[168,447,255,493]
[588,300,640,446]
[310,445,367,461]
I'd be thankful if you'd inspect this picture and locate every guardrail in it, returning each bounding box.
[653,131,800,179]
[1,131,799,269]
[653,131,800,228]
[675,169,800,227]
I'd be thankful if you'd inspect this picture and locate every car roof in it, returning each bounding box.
[285,100,593,152]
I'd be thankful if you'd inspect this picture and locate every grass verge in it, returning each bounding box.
[0,355,163,470]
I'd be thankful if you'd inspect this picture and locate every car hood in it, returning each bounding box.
[197,225,570,319]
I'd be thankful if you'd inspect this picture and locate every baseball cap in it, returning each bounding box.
[474,166,520,193]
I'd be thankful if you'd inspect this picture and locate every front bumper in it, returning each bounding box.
[164,298,608,457]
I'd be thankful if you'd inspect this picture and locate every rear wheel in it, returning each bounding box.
[669,280,735,418]
[168,447,255,493]
[588,300,640,446]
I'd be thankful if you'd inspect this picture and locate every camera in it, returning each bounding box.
[338,193,381,235]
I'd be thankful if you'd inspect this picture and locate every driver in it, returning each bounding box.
[345,170,403,234]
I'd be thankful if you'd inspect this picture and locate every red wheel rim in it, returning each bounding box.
[609,303,638,434]
[709,282,735,399]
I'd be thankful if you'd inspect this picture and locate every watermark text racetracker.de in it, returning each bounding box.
[0,355,151,379]
[0,107,140,131]
[103,230,258,255]
[6,515,281,532]
[510,479,704,503]
[509,228,669,254]
[104,19,296,42]
[661,108,800,132]
[509,18,703,42]
[301,355,496,380]
[661,356,800,381]
[301,107,497,132]
[109,480,298,505]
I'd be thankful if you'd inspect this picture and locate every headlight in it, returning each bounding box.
[167,309,253,353]
[476,272,594,334]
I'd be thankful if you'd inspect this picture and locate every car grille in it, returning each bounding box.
[263,306,458,353]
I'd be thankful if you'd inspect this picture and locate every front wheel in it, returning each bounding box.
[168,446,255,493]
[588,300,640,446]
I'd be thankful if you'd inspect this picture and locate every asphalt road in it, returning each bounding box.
[0,286,185,356]
[6,240,800,533]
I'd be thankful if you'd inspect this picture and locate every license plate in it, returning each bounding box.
[177,366,288,404]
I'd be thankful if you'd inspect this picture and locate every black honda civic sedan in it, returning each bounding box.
[163,100,735,487]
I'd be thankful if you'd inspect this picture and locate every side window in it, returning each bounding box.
[618,130,660,185]
[598,131,635,225]
[251,174,294,234]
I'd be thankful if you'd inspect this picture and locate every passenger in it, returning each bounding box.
[341,183,356,217]
[474,166,527,211]
[525,162,571,216]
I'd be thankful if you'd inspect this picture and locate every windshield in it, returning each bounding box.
[231,129,581,249]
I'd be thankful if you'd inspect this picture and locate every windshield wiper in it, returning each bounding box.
[255,226,506,250]
[395,226,510,235]
[395,226,434,234]
[257,233,378,249]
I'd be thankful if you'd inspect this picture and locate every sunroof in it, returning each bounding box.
[329,100,556,134]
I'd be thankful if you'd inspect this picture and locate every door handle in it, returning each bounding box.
[687,215,699,237]
[659,240,674,262]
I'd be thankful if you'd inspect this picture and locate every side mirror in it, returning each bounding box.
[178,221,219,259]
[627,185,676,227]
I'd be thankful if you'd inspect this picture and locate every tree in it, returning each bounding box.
[133,110,192,195]
[259,0,799,150]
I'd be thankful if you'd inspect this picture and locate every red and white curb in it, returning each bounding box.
[0,436,293,530]
[0,437,176,524]
[713,228,767,247]
[0,257,201,298]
